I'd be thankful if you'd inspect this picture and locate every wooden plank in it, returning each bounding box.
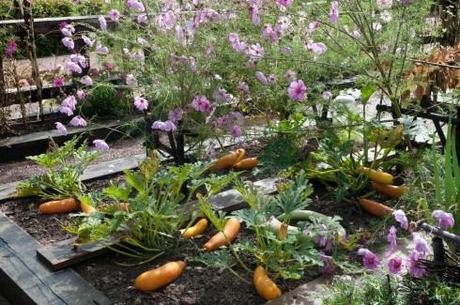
[0,214,111,305]
[37,237,118,272]
[36,177,280,271]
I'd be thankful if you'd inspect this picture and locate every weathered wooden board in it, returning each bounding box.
[37,236,118,271]
[0,214,111,305]
[36,177,280,271]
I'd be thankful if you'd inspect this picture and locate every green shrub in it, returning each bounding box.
[79,82,131,118]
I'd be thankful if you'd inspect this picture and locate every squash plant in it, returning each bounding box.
[16,137,98,200]
[68,153,238,261]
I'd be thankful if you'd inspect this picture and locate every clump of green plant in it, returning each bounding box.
[69,153,238,261]
[79,82,130,118]
[16,137,98,200]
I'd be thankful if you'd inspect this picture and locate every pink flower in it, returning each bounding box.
[255,71,269,85]
[6,40,17,57]
[329,1,339,24]
[288,80,307,101]
[61,95,77,111]
[276,0,293,7]
[247,43,265,59]
[309,20,319,31]
[412,233,429,255]
[192,95,211,112]
[357,248,380,270]
[93,139,109,151]
[69,116,87,127]
[53,77,64,88]
[306,41,327,54]
[248,6,260,25]
[151,120,176,132]
[388,257,403,274]
[262,25,280,43]
[65,61,82,75]
[127,0,145,12]
[60,24,75,37]
[432,210,455,229]
[385,226,398,256]
[108,9,121,22]
[230,125,242,138]
[98,16,107,31]
[62,37,74,50]
[59,106,74,116]
[322,91,333,100]
[137,14,148,24]
[133,97,149,111]
[81,35,94,47]
[393,209,409,230]
[55,122,67,134]
[377,0,393,8]
[76,90,86,100]
[320,253,336,274]
[79,76,93,86]
[168,108,183,123]
[70,54,87,68]
[407,250,426,278]
[95,44,109,55]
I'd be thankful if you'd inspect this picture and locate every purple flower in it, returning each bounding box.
[315,225,334,251]
[79,76,93,86]
[53,77,64,88]
[322,91,333,100]
[76,90,86,100]
[386,226,398,256]
[239,82,250,94]
[81,35,94,47]
[432,210,455,230]
[62,37,74,50]
[412,233,429,255]
[156,10,175,29]
[69,116,87,127]
[288,80,307,101]
[61,95,77,111]
[329,1,339,24]
[388,256,403,274]
[55,122,67,134]
[65,61,82,75]
[59,106,73,116]
[357,248,380,269]
[407,250,426,278]
[168,108,183,123]
[255,71,269,86]
[306,41,327,54]
[98,16,107,31]
[281,46,292,56]
[248,6,260,26]
[192,95,211,112]
[137,14,148,24]
[176,25,186,46]
[267,74,277,85]
[320,253,336,274]
[127,0,145,12]
[133,97,149,111]
[309,20,319,31]
[70,54,87,68]
[108,9,121,22]
[151,120,176,132]
[393,209,409,230]
[95,44,109,55]
[247,43,265,59]
[230,125,242,138]
[276,0,293,7]
[93,139,109,151]
[5,40,17,57]
[377,0,393,8]
[400,0,413,5]
[284,70,297,81]
[262,25,280,43]
[60,24,75,37]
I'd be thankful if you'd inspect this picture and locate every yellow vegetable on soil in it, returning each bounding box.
[80,202,97,214]
[253,266,282,300]
[203,218,240,251]
[208,149,246,172]
[358,198,394,218]
[358,167,394,185]
[233,157,258,171]
[371,182,406,198]
[181,218,208,238]
[39,198,79,214]
[134,261,186,292]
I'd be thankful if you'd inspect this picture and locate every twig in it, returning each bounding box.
[410,58,460,70]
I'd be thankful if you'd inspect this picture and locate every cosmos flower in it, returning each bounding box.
[393,209,409,230]
[55,122,67,134]
[288,80,307,101]
[191,95,211,112]
[357,248,380,270]
[133,97,149,111]
[93,139,110,151]
[432,210,455,230]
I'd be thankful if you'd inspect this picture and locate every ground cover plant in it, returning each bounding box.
[2,0,460,304]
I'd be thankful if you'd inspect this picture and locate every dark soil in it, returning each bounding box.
[74,228,321,305]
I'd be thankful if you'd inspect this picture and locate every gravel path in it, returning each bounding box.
[0,137,144,184]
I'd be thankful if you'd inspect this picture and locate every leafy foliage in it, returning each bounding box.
[16,138,98,200]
